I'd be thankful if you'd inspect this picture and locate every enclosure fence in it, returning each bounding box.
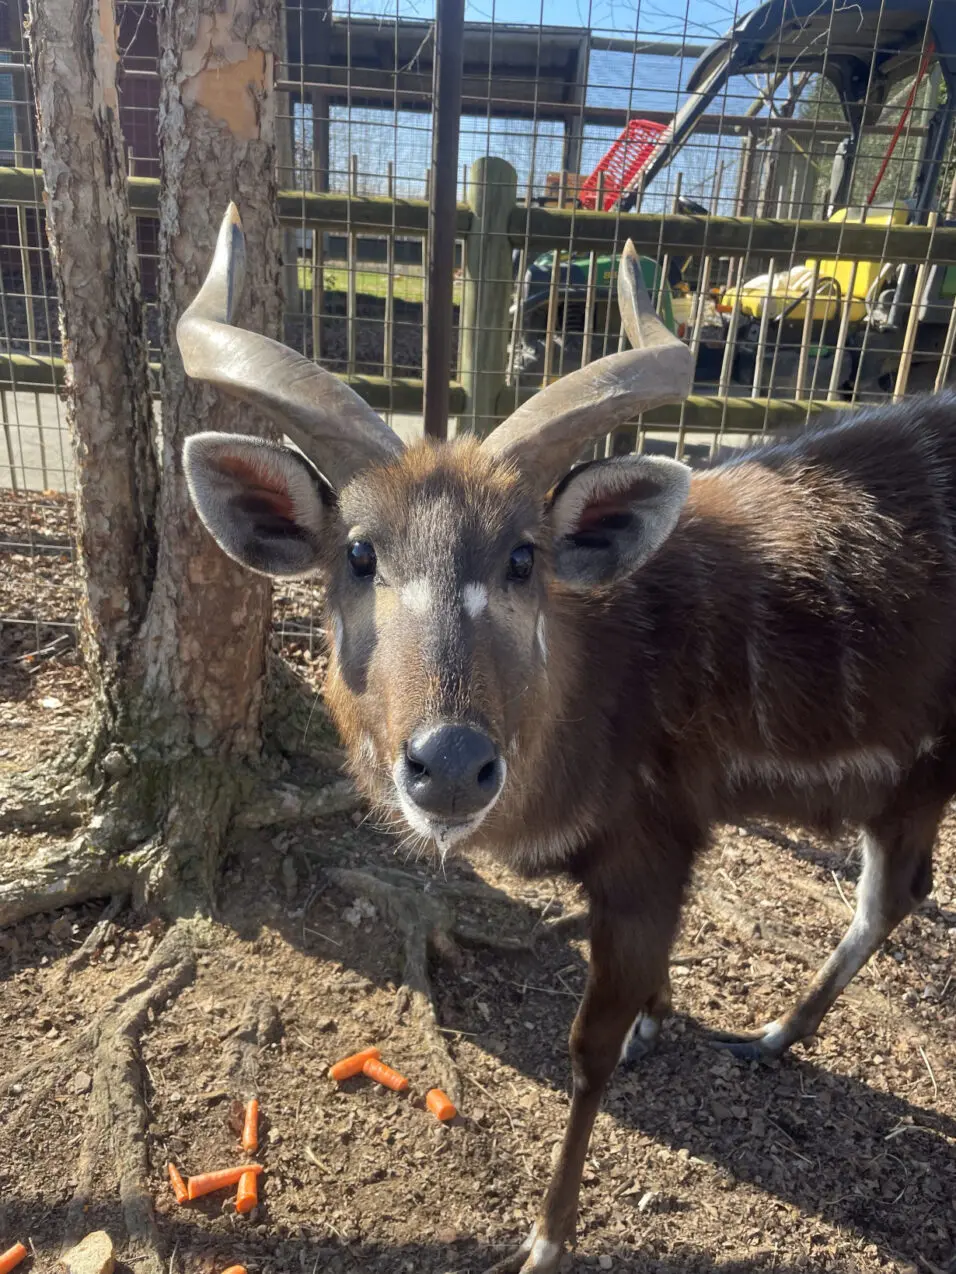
[2,0,956,664]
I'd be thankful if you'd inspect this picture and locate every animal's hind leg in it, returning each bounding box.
[710,793,942,1062]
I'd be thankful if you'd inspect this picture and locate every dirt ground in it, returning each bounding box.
[1,493,955,1274]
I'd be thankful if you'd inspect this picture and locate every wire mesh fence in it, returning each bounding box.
[3,0,956,666]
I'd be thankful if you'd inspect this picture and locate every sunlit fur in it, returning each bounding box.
[322,437,570,856]
[187,379,956,1274]
[320,401,956,893]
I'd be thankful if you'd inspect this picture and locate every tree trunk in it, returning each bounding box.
[114,0,282,907]
[149,0,282,768]
[4,0,287,922]
[27,0,157,693]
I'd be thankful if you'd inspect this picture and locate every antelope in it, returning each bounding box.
[179,203,950,1273]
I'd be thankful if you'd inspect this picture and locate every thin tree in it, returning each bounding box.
[0,0,363,930]
[0,0,359,1263]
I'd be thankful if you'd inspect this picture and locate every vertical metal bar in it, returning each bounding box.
[34,390,49,490]
[656,171,682,320]
[14,134,37,356]
[506,171,535,388]
[1,388,18,493]
[385,161,395,379]
[347,154,358,379]
[542,174,566,386]
[581,250,598,370]
[933,301,956,392]
[423,0,465,439]
[750,258,776,398]
[827,260,859,400]
[794,259,821,400]
[310,102,328,364]
[310,224,323,363]
[893,212,937,402]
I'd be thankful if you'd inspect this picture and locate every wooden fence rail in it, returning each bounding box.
[2,166,955,262]
[0,158,931,471]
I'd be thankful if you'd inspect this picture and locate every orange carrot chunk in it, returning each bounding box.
[0,1243,27,1274]
[220,1267,248,1274]
[425,1088,457,1121]
[328,1046,381,1082]
[362,1057,409,1092]
[235,1169,258,1215]
[240,1098,259,1153]
[187,1164,263,1201]
[167,1162,189,1204]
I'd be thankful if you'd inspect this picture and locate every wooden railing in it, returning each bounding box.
[2,159,955,465]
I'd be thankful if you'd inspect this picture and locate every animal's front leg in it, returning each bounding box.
[485,894,681,1274]
[621,972,673,1064]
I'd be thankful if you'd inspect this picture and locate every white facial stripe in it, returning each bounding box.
[331,610,343,651]
[536,612,548,663]
[401,577,432,615]
[463,582,489,618]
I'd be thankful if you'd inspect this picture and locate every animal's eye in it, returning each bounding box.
[507,543,535,582]
[347,540,377,579]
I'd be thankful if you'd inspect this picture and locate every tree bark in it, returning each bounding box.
[145,0,281,762]
[11,0,287,918]
[27,0,157,688]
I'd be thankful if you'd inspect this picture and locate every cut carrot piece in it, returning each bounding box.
[240,1098,259,1153]
[362,1057,409,1092]
[167,1162,188,1204]
[235,1168,258,1215]
[328,1046,381,1082]
[220,1267,248,1274]
[425,1088,457,1121]
[0,1243,27,1274]
[187,1164,263,1200]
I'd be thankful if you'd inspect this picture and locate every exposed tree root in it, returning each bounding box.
[221,993,283,1096]
[0,766,361,928]
[0,835,131,929]
[13,921,205,1271]
[234,777,362,828]
[62,893,128,975]
[327,867,534,1106]
[0,773,86,834]
[541,909,590,940]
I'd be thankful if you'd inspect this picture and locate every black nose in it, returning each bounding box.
[401,724,503,819]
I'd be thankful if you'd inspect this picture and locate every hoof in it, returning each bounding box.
[706,1021,789,1062]
[484,1227,564,1273]
[620,1013,662,1067]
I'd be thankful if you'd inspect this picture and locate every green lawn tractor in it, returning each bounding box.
[508,202,702,380]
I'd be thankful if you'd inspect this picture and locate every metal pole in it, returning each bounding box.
[423,0,465,439]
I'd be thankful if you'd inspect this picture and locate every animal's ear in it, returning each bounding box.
[183,432,334,577]
[547,454,691,588]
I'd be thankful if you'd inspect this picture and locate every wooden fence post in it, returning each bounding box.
[459,156,517,437]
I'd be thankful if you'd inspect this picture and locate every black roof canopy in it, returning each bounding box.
[686,0,956,122]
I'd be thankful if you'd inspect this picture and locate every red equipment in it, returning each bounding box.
[578,118,668,211]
